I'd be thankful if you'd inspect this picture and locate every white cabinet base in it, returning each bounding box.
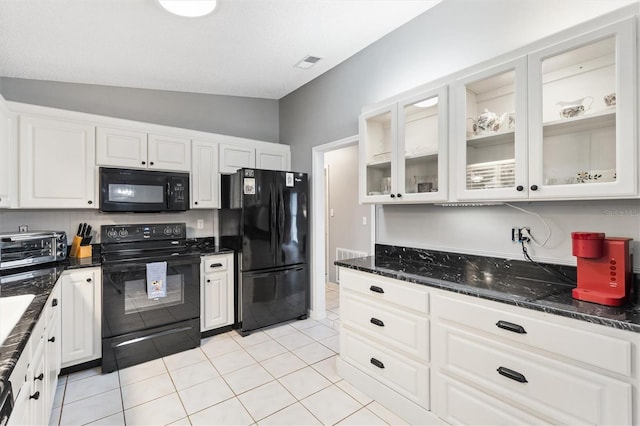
[337,357,444,426]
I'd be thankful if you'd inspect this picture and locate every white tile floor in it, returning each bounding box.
[49,282,409,426]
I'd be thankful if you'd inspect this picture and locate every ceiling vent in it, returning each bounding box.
[295,55,322,69]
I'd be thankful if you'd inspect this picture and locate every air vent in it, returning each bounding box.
[295,55,322,69]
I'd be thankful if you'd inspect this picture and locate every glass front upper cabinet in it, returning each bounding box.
[360,86,448,204]
[528,18,636,198]
[454,57,528,200]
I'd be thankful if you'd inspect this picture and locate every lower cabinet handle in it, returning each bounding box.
[210,263,223,268]
[34,373,44,381]
[30,391,40,400]
[48,337,56,343]
[497,366,528,383]
[369,285,384,294]
[370,357,385,369]
[496,320,527,334]
[370,317,385,327]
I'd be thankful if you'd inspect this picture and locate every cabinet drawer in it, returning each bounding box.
[436,326,632,425]
[434,373,551,425]
[341,292,428,360]
[202,255,231,272]
[432,293,633,377]
[340,330,429,409]
[340,268,429,314]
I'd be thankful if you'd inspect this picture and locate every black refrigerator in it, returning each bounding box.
[219,168,309,334]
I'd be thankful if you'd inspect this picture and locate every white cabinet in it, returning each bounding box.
[360,86,448,204]
[191,140,220,209]
[96,126,191,171]
[60,267,102,368]
[200,254,234,332]
[8,282,61,426]
[18,115,96,208]
[219,142,291,174]
[455,18,636,201]
[337,268,434,425]
[431,292,637,425]
[0,96,16,208]
[256,144,290,171]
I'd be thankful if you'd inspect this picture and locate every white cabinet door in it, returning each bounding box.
[0,97,15,208]
[453,57,529,201]
[360,85,449,204]
[191,140,219,208]
[44,286,61,418]
[256,145,290,171]
[19,116,96,208]
[527,18,636,199]
[219,143,255,174]
[96,126,148,169]
[201,254,234,331]
[148,133,191,171]
[60,267,102,367]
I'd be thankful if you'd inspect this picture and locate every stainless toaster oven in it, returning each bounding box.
[0,231,67,271]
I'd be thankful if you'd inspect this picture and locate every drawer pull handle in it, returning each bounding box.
[370,357,385,369]
[497,366,528,383]
[48,337,55,343]
[370,317,385,327]
[34,373,44,381]
[496,320,527,334]
[210,263,223,268]
[30,391,40,400]
[369,285,384,294]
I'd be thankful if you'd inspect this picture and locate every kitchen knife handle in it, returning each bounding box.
[497,366,528,383]
[496,320,527,334]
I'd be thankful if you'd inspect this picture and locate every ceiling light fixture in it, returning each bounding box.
[295,55,322,70]
[158,0,217,18]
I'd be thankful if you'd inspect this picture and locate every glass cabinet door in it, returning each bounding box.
[397,86,448,202]
[528,18,636,198]
[360,104,396,203]
[455,57,528,200]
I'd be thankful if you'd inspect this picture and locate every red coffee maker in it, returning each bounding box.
[571,232,633,306]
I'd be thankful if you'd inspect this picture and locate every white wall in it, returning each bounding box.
[377,200,640,271]
[0,209,217,243]
[325,145,372,282]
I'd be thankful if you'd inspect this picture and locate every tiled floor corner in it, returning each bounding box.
[50,281,402,425]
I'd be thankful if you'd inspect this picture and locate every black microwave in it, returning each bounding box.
[99,167,190,212]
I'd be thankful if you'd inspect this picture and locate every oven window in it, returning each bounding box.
[108,184,164,204]
[123,274,184,314]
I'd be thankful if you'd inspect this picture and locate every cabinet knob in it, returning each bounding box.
[30,391,40,400]
[86,278,92,283]
[516,185,524,192]
[390,194,396,198]
[149,161,154,166]
[207,279,211,283]
[87,200,93,205]
[194,201,198,205]
[52,298,58,307]
[48,336,56,343]
[141,161,146,165]
[34,373,44,381]
[530,184,538,191]
[396,193,402,198]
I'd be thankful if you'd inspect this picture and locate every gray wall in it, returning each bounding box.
[325,145,371,282]
[0,77,279,142]
[279,0,640,271]
[279,0,635,173]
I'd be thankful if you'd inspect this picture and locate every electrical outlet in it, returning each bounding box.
[511,226,530,243]
[18,225,28,232]
[196,219,204,229]
[362,216,367,225]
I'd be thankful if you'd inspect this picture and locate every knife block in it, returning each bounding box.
[70,235,92,258]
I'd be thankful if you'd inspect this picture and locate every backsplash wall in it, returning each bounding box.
[377,199,640,273]
[0,209,218,243]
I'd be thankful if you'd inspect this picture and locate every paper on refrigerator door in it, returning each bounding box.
[146,261,167,299]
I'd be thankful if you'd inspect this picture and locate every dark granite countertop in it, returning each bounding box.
[335,244,640,333]
[0,238,234,395]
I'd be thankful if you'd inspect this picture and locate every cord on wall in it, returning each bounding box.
[504,203,552,247]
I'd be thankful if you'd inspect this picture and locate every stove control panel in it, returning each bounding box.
[101,223,186,243]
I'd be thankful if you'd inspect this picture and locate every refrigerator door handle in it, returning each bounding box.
[278,187,285,246]
[270,186,277,256]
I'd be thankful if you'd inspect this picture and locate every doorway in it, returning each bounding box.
[310,135,375,320]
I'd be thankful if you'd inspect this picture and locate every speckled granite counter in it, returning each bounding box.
[335,244,640,333]
[0,239,233,396]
